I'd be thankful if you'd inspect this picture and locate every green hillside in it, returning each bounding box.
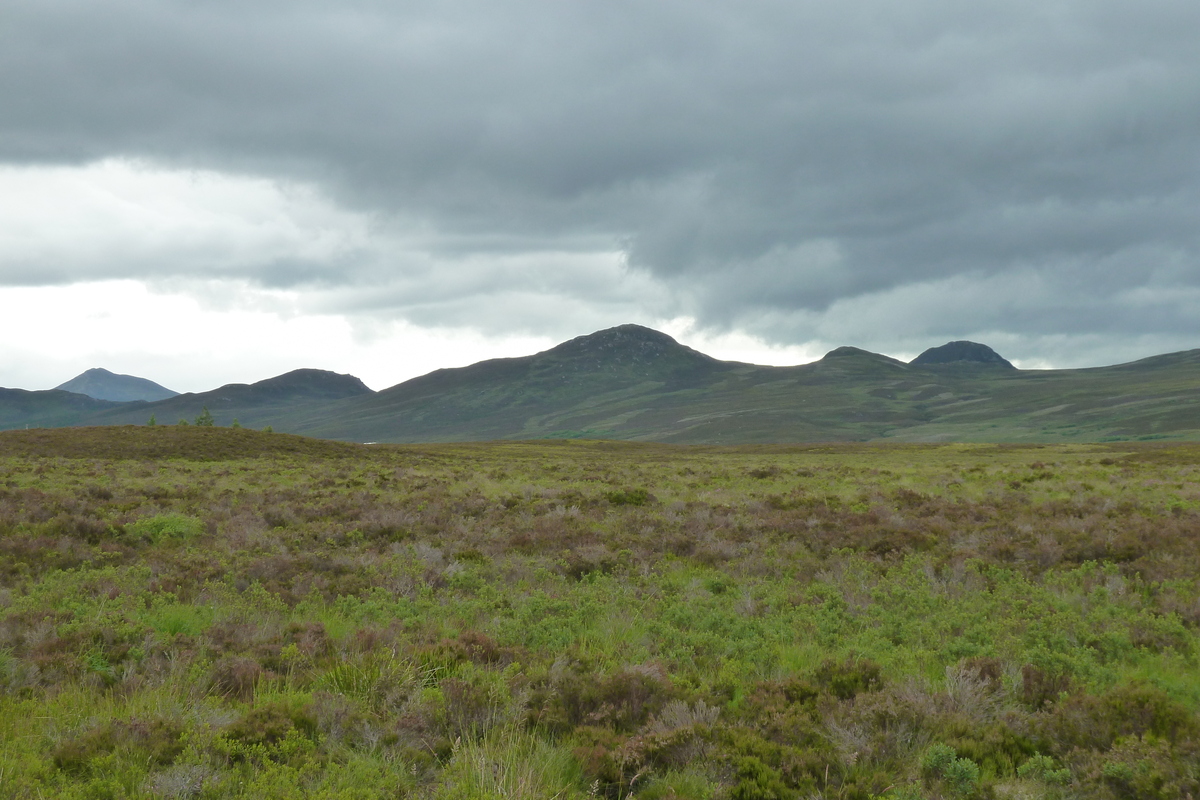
[4,325,1200,442]
[0,388,125,430]
[291,327,1200,444]
[79,369,373,430]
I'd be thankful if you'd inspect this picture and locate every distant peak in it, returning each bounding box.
[55,367,178,402]
[534,324,724,380]
[910,341,1015,369]
[573,324,679,345]
[548,324,691,357]
[822,346,876,359]
[251,369,373,395]
[820,346,907,366]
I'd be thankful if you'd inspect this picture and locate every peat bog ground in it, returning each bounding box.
[1,427,1199,798]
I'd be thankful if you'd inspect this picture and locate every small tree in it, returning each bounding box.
[177,419,189,426]
[195,407,215,427]
[147,414,156,426]
[263,425,273,433]
[231,418,241,429]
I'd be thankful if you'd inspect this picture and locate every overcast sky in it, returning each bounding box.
[2,0,1198,392]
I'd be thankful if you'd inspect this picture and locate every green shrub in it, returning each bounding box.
[124,513,204,543]
[605,488,650,506]
[943,757,980,796]
[922,744,981,797]
[217,700,319,766]
[813,658,882,700]
[732,755,796,800]
[53,717,184,774]
[1091,735,1200,800]
[922,744,957,776]
[1042,682,1198,752]
[1018,754,1070,785]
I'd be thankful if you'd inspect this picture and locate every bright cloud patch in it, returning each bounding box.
[0,160,374,286]
[0,280,555,393]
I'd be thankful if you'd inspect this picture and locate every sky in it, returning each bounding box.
[2,0,1198,393]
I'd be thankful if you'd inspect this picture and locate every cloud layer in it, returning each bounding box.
[2,0,1199,372]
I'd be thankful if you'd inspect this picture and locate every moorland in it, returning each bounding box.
[5,324,1200,443]
[2,426,1199,798]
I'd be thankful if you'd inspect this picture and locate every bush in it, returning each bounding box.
[922,743,957,776]
[605,488,651,506]
[125,513,204,543]
[923,744,981,797]
[53,717,184,774]
[732,755,796,800]
[210,655,267,700]
[218,700,318,764]
[529,662,675,734]
[813,658,882,700]
[1018,754,1071,785]
[944,757,980,796]
[1041,682,1198,752]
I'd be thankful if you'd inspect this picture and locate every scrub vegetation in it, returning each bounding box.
[2,426,1199,798]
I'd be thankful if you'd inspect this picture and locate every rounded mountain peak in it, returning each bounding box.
[251,369,373,398]
[910,341,1015,369]
[536,324,723,383]
[548,324,697,360]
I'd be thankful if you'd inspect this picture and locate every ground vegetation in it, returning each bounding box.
[2,427,1199,798]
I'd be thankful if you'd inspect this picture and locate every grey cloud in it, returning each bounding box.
[2,0,1199,364]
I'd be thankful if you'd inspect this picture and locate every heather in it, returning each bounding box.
[1,427,1199,798]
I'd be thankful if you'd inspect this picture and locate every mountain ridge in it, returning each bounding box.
[3,326,1200,443]
[79,368,372,429]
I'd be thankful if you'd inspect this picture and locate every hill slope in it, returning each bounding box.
[0,388,126,430]
[291,324,736,441]
[80,369,374,429]
[291,329,1200,443]
[55,368,178,402]
[5,327,1200,443]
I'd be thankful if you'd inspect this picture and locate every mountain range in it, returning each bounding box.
[4,324,1200,443]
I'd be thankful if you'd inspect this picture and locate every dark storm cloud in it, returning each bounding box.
[3,0,1199,362]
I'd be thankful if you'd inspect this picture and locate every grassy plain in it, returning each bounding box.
[2,427,1199,798]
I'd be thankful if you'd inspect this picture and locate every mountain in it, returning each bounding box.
[288,324,736,442]
[55,367,179,402]
[0,388,126,430]
[293,328,1200,443]
[910,341,1015,369]
[4,325,1200,443]
[79,369,374,429]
